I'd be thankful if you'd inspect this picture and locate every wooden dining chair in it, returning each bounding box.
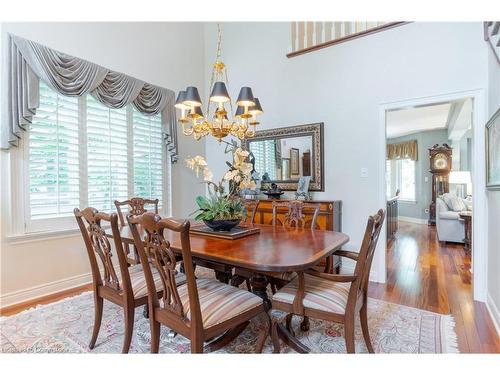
[242,199,260,225]
[74,207,185,353]
[271,200,320,229]
[114,197,159,227]
[127,212,270,353]
[114,197,159,265]
[270,209,386,353]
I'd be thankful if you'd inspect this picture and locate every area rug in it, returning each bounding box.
[1,271,458,354]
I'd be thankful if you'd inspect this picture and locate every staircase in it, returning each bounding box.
[484,21,500,64]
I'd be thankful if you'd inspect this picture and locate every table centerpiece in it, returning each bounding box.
[186,148,257,232]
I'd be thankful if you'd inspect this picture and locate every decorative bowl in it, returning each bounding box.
[263,191,284,199]
[203,219,241,232]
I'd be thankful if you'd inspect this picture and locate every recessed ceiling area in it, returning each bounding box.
[386,102,453,139]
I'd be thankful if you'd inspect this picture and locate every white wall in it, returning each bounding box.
[0,22,206,305]
[204,22,490,282]
[486,45,500,332]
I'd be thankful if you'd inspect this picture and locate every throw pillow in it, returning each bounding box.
[441,193,467,212]
[449,195,467,212]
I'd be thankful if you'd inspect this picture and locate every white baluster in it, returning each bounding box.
[290,22,297,52]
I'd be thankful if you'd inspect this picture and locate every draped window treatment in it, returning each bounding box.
[1,34,178,163]
[387,140,418,161]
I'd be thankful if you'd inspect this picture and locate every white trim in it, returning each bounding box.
[0,263,122,308]
[398,216,428,225]
[379,88,488,302]
[5,228,81,245]
[0,271,91,308]
[486,293,500,336]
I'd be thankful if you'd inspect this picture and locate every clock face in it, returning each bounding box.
[433,153,448,170]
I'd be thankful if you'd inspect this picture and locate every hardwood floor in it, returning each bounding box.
[2,221,499,353]
[368,220,499,353]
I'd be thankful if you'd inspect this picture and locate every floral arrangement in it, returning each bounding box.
[186,148,256,222]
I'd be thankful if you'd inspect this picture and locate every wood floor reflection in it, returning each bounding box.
[368,221,499,353]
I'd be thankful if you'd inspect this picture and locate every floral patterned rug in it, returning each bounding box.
[0,270,458,354]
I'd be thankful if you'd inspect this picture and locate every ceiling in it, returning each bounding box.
[386,102,453,139]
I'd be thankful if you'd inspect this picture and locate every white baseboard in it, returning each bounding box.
[341,259,380,283]
[398,216,428,225]
[0,272,92,308]
[486,293,500,337]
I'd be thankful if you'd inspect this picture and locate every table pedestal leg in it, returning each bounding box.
[215,270,232,284]
[250,274,271,311]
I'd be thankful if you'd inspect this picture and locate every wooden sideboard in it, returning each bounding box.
[252,198,343,272]
[386,196,398,243]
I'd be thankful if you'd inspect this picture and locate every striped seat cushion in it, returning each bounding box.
[177,278,263,328]
[272,273,360,314]
[122,264,187,299]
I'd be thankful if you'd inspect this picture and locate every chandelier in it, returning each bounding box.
[175,24,263,142]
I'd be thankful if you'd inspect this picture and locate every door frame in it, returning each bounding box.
[377,89,488,302]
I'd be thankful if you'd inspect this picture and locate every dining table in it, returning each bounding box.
[109,221,349,311]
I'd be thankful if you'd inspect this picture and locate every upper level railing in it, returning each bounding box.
[288,21,409,58]
[484,21,500,64]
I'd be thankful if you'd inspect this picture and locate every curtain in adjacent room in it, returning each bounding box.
[387,139,418,161]
[1,34,178,162]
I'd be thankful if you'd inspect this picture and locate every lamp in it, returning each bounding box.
[209,81,230,103]
[236,87,255,107]
[183,86,202,107]
[175,91,188,109]
[449,171,472,198]
[248,97,263,115]
[175,91,189,123]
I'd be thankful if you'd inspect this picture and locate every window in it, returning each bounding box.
[25,82,168,232]
[133,108,164,206]
[249,140,277,180]
[398,159,416,201]
[386,158,416,201]
[28,83,80,220]
[87,96,129,211]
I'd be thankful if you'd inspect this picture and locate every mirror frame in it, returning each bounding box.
[242,122,324,191]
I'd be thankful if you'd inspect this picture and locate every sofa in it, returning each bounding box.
[435,194,472,243]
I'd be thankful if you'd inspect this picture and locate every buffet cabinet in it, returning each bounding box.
[253,198,343,272]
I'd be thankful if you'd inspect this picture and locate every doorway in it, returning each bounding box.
[377,89,488,302]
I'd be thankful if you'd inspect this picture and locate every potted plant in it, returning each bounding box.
[186,149,256,231]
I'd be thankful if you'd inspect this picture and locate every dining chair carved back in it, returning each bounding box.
[271,209,385,354]
[272,200,320,229]
[242,199,260,225]
[74,207,159,353]
[127,212,269,353]
[114,197,159,264]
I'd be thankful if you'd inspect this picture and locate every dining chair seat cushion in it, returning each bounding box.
[123,264,187,299]
[178,278,263,328]
[272,273,361,314]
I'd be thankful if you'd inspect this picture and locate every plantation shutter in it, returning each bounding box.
[86,95,129,211]
[28,81,80,219]
[132,109,164,207]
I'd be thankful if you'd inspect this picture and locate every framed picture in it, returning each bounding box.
[486,107,500,190]
[290,148,300,175]
[296,176,311,199]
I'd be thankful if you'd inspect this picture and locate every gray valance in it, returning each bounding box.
[1,34,178,162]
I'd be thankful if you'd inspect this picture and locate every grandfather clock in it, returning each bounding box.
[428,144,452,225]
